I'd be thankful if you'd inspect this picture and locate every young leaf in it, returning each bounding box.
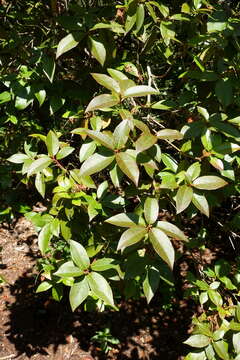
[69,278,89,311]
[56,33,79,59]
[106,213,140,227]
[116,152,139,186]
[87,272,115,307]
[192,193,209,217]
[149,228,175,269]
[91,73,121,93]
[79,153,115,177]
[123,85,159,98]
[54,261,84,278]
[144,197,159,225]
[85,94,119,113]
[156,221,188,241]
[46,130,59,156]
[193,176,228,190]
[88,36,106,66]
[117,226,147,252]
[38,223,52,255]
[184,334,210,348]
[70,240,90,271]
[176,185,193,214]
[27,157,52,177]
[233,333,240,354]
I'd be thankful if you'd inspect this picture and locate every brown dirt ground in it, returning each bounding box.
[0,217,207,360]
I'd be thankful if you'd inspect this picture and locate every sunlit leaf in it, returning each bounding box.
[149,228,174,269]
[69,278,89,311]
[193,176,228,190]
[117,226,147,252]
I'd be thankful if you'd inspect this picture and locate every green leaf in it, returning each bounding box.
[79,153,115,177]
[84,130,115,150]
[162,153,178,172]
[38,223,52,254]
[157,129,183,141]
[56,146,74,160]
[213,341,229,360]
[184,334,210,348]
[88,36,106,66]
[117,226,147,252]
[27,156,52,176]
[176,185,193,214]
[69,278,89,311]
[36,281,52,293]
[79,140,96,162]
[143,267,160,303]
[199,292,208,305]
[192,193,209,217]
[144,197,159,225]
[35,89,46,107]
[7,153,29,164]
[0,91,11,104]
[186,162,201,181]
[46,130,59,156]
[125,0,137,33]
[123,85,159,98]
[156,221,188,241]
[208,289,223,307]
[106,213,140,227]
[107,68,128,81]
[149,228,174,269]
[184,351,207,360]
[135,4,145,33]
[56,33,79,59]
[35,172,45,198]
[70,240,90,271]
[135,133,157,153]
[116,152,139,186]
[215,79,233,107]
[193,176,228,190]
[233,333,240,354]
[87,272,115,307]
[42,55,55,83]
[85,94,119,113]
[54,261,84,278]
[91,73,121,93]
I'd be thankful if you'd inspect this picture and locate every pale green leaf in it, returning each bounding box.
[106,213,140,227]
[54,261,84,278]
[123,85,159,98]
[143,267,160,304]
[117,226,147,251]
[149,228,175,269]
[56,146,74,160]
[35,172,45,198]
[157,129,183,141]
[135,133,157,153]
[233,333,240,354]
[56,33,79,59]
[192,193,209,217]
[184,334,210,348]
[88,36,106,66]
[213,341,229,360]
[79,153,114,177]
[156,221,188,241]
[36,281,52,293]
[107,68,128,81]
[193,176,228,190]
[85,94,119,113]
[144,197,159,225]
[87,272,115,307]
[69,278,89,311]
[113,120,130,150]
[116,152,139,186]
[38,223,52,255]
[85,130,115,150]
[176,185,193,214]
[70,240,90,270]
[27,156,52,176]
[7,153,29,164]
[91,73,121,93]
[46,130,59,156]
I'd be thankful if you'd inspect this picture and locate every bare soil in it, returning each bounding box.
[0,217,208,360]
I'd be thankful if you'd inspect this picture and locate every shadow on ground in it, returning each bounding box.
[3,269,194,359]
